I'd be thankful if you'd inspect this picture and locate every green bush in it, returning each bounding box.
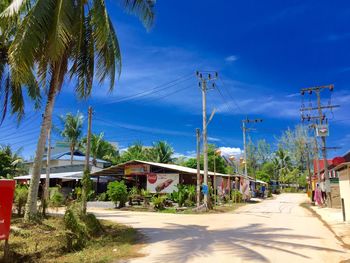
[63,207,87,251]
[14,185,28,216]
[141,189,152,207]
[231,190,243,203]
[107,181,128,208]
[97,192,109,201]
[128,186,140,206]
[49,189,65,208]
[151,196,166,210]
[83,213,103,236]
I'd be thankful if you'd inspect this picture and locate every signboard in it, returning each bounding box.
[0,180,15,241]
[125,164,150,175]
[201,184,208,195]
[147,173,179,193]
[316,124,329,137]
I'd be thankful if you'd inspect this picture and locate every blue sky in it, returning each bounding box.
[1,0,350,159]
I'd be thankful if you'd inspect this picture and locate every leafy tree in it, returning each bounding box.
[0,145,26,178]
[0,0,154,220]
[256,162,274,183]
[58,111,84,165]
[246,138,258,176]
[107,181,128,208]
[278,125,309,171]
[256,139,271,165]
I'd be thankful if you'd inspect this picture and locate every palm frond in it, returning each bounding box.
[119,0,155,29]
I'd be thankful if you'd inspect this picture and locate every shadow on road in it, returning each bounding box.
[134,223,344,263]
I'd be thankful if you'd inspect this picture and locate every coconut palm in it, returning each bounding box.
[0,0,154,220]
[81,132,118,165]
[59,112,84,165]
[147,141,174,163]
[274,149,292,183]
[0,145,26,178]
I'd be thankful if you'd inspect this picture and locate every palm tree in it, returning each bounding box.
[275,149,292,183]
[149,141,174,163]
[81,132,118,165]
[0,0,154,220]
[0,145,26,178]
[121,142,147,162]
[59,112,84,165]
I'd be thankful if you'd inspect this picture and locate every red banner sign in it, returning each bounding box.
[0,180,15,241]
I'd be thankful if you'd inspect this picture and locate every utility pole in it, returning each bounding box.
[196,128,201,207]
[241,118,263,177]
[301,84,339,206]
[43,124,51,216]
[197,71,218,208]
[82,106,93,215]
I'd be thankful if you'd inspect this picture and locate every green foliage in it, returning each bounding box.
[58,111,84,163]
[147,141,174,163]
[107,181,128,208]
[231,190,243,203]
[256,162,274,183]
[0,145,26,179]
[14,185,28,216]
[81,133,118,164]
[83,213,103,237]
[97,192,109,201]
[141,189,152,207]
[49,189,64,208]
[64,207,88,251]
[186,185,196,203]
[175,184,187,207]
[151,195,166,210]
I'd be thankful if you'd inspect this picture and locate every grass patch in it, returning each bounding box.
[1,216,142,263]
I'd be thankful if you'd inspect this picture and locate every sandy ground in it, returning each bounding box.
[90,194,350,263]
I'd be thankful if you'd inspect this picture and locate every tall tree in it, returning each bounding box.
[274,148,292,183]
[0,0,154,221]
[256,139,271,165]
[0,145,26,178]
[81,132,118,165]
[59,111,84,165]
[147,141,174,163]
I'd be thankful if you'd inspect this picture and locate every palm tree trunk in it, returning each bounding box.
[24,62,63,221]
[70,144,74,165]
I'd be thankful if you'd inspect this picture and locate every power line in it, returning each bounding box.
[101,73,193,105]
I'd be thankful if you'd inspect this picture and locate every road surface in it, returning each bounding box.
[91,194,350,263]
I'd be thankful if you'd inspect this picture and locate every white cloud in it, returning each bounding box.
[225,55,239,63]
[218,146,242,157]
[208,136,221,142]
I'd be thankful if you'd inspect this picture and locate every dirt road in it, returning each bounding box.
[91,194,350,263]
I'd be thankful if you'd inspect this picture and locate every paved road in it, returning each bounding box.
[91,194,350,263]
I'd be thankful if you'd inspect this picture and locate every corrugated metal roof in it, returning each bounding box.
[91,159,242,178]
[14,171,83,180]
[26,150,109,164]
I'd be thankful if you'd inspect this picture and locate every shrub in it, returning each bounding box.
[14,185,28,216]
[107,181,128,208]
[83,213,103,236]
[97,192,109,201]
[128,186,140,206]
[49,189,65,208]
[231,190,243,203]
[151,196,166,210]
[175,184,187,207]
[63,207,87,251]
[141,189,152,207]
